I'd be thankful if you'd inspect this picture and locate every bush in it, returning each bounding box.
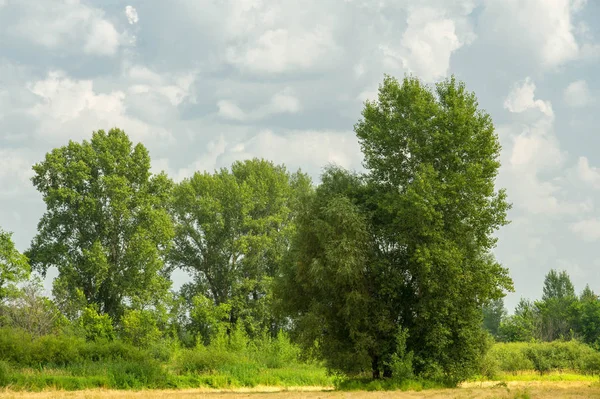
[0,360,11,387]
[107,360,168,389]
[487,343,534,374]
[249,331,300,368]
[485,341,599,376]
[174,348,241,374]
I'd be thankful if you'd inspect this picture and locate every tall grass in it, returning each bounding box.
[0,327,331,391]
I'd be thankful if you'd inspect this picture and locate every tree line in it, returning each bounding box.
[484,269,600,347]
[0,75,512,384]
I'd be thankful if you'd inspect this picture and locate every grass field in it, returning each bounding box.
[3,381,600,399]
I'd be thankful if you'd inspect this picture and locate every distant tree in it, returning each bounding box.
[170,158,312,341]
[0,228,30,302]
[542,269,575,301]
[573,285,600,347]
[483,298,506,338]
[278,75,513,383]
[537,269,577,341]
[498,298,538,342]
[27,128,174,321]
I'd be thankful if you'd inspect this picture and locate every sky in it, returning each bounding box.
[1,0,600,312]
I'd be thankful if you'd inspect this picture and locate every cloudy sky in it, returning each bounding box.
[1,0,600,311]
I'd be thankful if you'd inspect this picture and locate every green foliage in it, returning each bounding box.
[537,269,577,341]
[171,158,312,340]
[483,341,600,376]
[1,278,66,337]
[120,309,162,348]
[27,128,174,321]
[499,299,539,342]
[79,306,114,341]
[279,75,512,384]
[107,360,167,389]
[386,328,414,383]
[0,228,30,302]
[0,360,11,387]
[483,298,506,338]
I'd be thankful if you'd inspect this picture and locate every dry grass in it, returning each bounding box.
[3,382,600,399]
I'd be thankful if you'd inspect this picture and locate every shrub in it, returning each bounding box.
[249,331,300,368]
[174,348,241,374]
[120,309,162,348]
[79,306,114,342]
[487,343,534,374]
[0,360,11,387]
[108,360,167,389]
[386,328,414,382]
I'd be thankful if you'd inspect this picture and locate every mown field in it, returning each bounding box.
[3,382,600,399]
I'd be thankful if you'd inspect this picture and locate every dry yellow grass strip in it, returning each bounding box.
[3,382,600,399]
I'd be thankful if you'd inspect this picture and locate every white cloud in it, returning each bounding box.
[26,71,170,143]
[380,7,465,81]
[217,88,301,121]
[126,65,197,107]
[0,149,35,199]
[576,156,600,188]
[226,27,337,74]
[217,100,247,121]
[125,6,139,25]
[499,77,591,216]
[571,218,600,242]
[564,80,593,107]
[481,0,594,67]
[84,19,121,56]
[173,129,363,182]
[504,77,554,117]
[7,1,123,57]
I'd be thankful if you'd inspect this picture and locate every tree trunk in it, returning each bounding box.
[372,355,380,380]
[383,364,392,379]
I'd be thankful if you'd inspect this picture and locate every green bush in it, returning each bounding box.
[30,334,83,367]
[485,341,599,376]
[108,361,168,389]
[487,343,534,374]
[249,331,300,368]
[0,360,11,387]
[174,348,241,374]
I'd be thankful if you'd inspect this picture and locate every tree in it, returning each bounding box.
[0,228,30,302]
[1,277,66,336]
[276,167,381,376]
[170,158,311,340]
[573,285,600,347]
[483,298,506,338]
[537,269,577,341]
[27,128,174,321]
[498,298,538,342]
[279,75,513,383]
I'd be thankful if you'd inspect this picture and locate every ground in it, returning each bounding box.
[3,382,600,399]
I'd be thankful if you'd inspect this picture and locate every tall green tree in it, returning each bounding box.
[277,167,381,376]
[170,158,311,340]
[279,75,512,383]
[27,128,174,321]
[537,269,577,341]
[574,285,600,347]
[0,228,30,302]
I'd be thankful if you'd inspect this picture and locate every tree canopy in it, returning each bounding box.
[0,228,30,301]
[278,75,513,382]
[170,158,312,340]
[26,128,174,321]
